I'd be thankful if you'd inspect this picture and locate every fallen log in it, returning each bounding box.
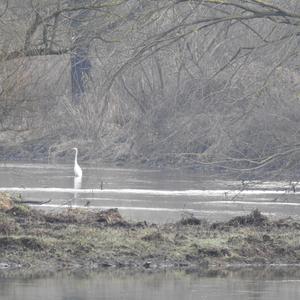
[19,199,52,205]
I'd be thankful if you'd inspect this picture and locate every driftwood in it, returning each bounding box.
[20,199,52,205]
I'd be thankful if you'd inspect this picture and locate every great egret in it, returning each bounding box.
[72,147,82,177]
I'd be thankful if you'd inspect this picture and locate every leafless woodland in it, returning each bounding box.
[0,0,299,175]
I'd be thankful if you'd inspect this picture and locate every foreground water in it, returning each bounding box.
[1,269,300,300]
[1,163,300,299]
[0,162,299,223]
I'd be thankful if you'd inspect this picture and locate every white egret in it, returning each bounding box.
[72,147,82,178]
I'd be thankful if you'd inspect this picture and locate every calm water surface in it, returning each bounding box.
[1,163,300,299]
[1,270,300,300]
[0,162,300,223]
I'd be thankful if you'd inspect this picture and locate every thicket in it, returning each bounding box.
[0,0,299,175]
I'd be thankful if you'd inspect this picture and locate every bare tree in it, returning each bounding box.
[0,0,299,174]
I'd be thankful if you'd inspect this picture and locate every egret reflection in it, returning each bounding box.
[73,170,82,204]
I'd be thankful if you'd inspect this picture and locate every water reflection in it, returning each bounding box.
[74,176,82,199]
[0,162,300,223]
[1,268,300,300]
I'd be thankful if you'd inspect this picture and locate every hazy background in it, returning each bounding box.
[0,0,299,177]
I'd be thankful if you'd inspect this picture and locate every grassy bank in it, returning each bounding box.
[1,193,300,277]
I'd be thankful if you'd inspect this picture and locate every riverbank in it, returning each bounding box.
[1,138,300,181]
[1,193,300,277]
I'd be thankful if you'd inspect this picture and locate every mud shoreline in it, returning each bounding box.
[1,193,300,278]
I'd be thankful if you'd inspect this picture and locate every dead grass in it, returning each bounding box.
[0,192,13,211]
[1,196,300,276]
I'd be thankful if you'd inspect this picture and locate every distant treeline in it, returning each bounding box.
[0,0,299,175]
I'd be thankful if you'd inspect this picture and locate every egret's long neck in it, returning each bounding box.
[74,149,78,165]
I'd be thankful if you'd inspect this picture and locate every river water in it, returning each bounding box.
[0,162,299,223]
[1,269,300,300]
[1,163,300,299]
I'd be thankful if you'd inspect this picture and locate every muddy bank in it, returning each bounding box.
[1,193,300,277]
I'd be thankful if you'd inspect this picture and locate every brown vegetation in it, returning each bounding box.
[0,1,299,175]
[0,193,13,212]
[1,194,300,277]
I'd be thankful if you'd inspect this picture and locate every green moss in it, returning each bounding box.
[8,204,31,217]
